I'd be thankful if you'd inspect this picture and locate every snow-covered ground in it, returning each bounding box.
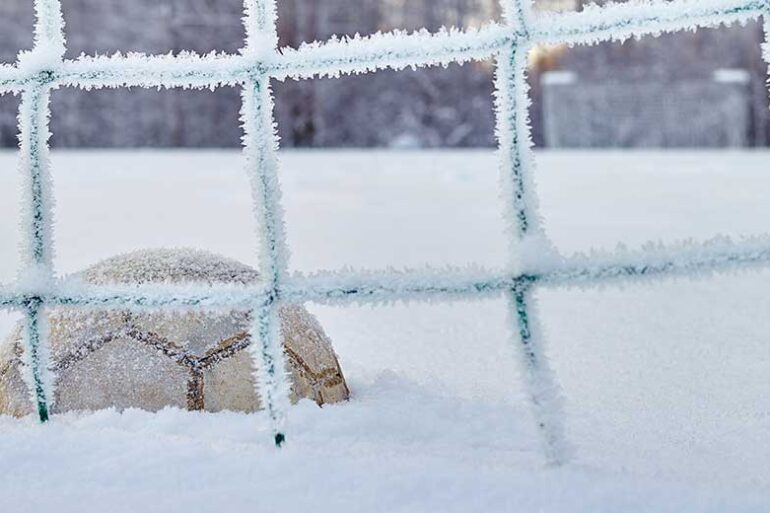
[1,150,770,511]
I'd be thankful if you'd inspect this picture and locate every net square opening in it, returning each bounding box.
[0,2,34,64]
[274,61,508,274]
[277,149,509,273]
[540,274,770,484]
[528,22,770,255]
[49,86,258,277]
[308,295,534,405]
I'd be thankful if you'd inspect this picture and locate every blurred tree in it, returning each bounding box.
[560,0,768,145]
[0,0,765,148]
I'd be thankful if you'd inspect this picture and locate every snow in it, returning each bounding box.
[11,0,770,451]
[6,377,768,513]
[4,0,770,503]
[1,149,770,510]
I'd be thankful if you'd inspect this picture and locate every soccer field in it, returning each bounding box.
[0,150,769,511]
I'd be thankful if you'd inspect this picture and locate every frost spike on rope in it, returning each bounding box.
[22,298,50,421]
[496,2,569,462]
[243,78,291,447]
[6,234,770,311]
[32,0,66,56]
[242,0,291,448]
[18,85,54,422]
[19,85,55,277]
[0,0,765,92]
[501,0,533,37]
[530,0,766,47]
[16,0,67,423]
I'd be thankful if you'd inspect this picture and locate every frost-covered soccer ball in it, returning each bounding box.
[0,249,349,416]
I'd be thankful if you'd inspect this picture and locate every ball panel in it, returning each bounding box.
[55,336,189,413]
[203,351,259,413]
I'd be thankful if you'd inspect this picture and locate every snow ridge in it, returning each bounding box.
[2,0,770,463]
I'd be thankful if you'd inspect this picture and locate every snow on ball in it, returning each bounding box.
[0,249,349,416]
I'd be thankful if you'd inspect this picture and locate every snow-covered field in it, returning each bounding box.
[1,150,770,511]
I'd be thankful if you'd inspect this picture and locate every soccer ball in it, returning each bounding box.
[0,249,349,415]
